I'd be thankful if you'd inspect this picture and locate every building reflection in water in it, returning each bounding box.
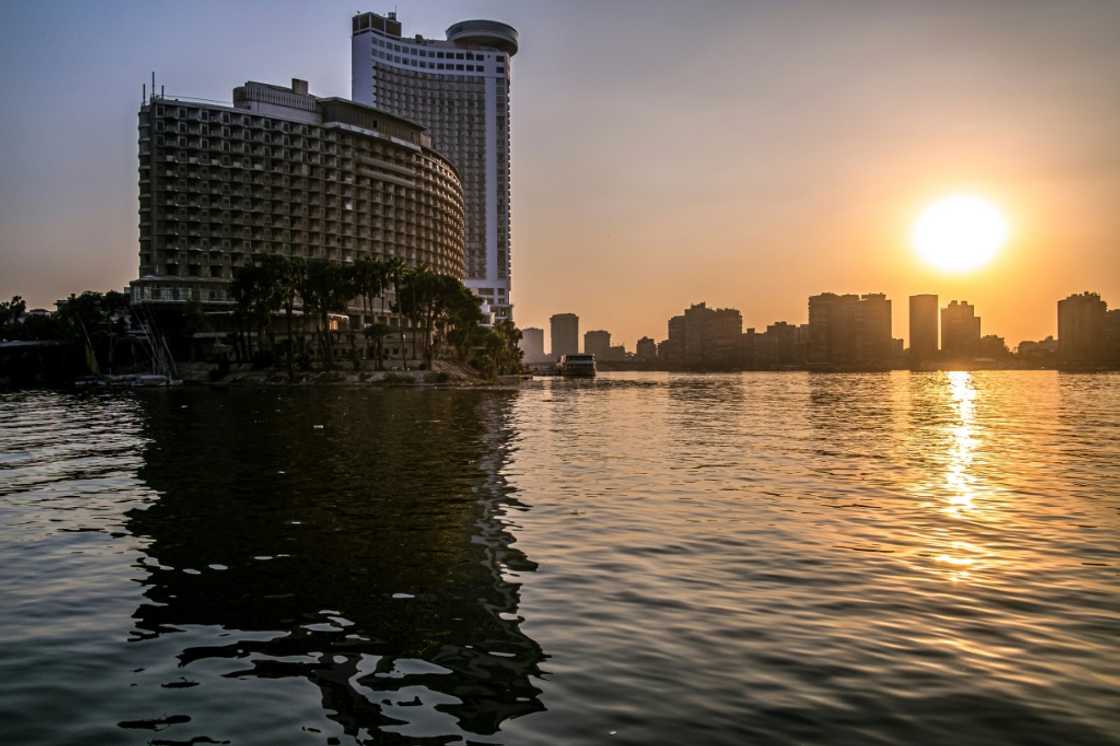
[126,388,545,742]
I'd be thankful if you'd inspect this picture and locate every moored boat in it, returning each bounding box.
[558,353,597,377]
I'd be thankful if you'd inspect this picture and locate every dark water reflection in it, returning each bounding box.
[1,373,1119,745]
[0,388,543,744]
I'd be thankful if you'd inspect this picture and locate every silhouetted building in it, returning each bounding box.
[808,293,891,368]
[1058,292,1108,365]
[584,330,611,357]
[1018,336,1058,366]
[604,345,627,361]
[857,293,892,363]
[941,300,981,358]
[550,313,579,359]
[1106,310,1120,365]
[758,321,799,368]
[682,302,742,368]
[352,12,518,320]
[661,315,687,365]
[636,336,657,360]
[131,78,465,312]
[520,327,544,362]
[657,338,678,363]
[909,294,938,365]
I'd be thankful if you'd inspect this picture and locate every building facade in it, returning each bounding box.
[636,336,657,360]
[941,300,981,358]
[584,330,611,357]
[1057,292,1108,365]
[132,78,464,314]
[550,313,579,358]
[519,327,544,362]
[807,293,893,368]
[909,294,939,364]
[351,12,518,321]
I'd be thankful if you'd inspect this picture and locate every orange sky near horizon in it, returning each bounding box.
[1,1,1117,350]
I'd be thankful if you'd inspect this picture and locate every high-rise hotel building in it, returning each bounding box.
[351,11,518,321]
[132,78,464,315]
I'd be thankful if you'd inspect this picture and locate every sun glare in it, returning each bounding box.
[911,194,1009,273]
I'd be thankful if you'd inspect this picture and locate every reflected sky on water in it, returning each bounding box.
[0,372,1118,745]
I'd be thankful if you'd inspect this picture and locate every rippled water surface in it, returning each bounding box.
[1,372,1118,745]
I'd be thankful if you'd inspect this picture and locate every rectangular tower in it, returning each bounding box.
[909,294,939,364]
[519,327,544,362]
[351,11,518,321]
[550,313,579,359]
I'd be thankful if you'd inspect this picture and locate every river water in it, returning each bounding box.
[1,372,1117,745]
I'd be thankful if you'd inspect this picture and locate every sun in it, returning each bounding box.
[911,194,1009,272]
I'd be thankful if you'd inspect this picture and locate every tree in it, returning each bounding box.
[365,321,389,371]
[383,257,409,370]
[1,295,27,331]
[279,256,307,380]
[350,256,387,362]
[302,259,354,370]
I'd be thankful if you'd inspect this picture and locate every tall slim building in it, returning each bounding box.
[550,313,579,359]
[131,78,464,314]
[941,300,981,357]
[351,11,518,321]
[519,327,544,362]
[909,294,939,364]
[584,330,611,357]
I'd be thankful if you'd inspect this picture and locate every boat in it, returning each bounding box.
[558,353,597,378]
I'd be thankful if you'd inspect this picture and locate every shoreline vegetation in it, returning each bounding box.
[0,257,525,390]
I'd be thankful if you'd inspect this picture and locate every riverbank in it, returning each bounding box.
[176,360,532,389]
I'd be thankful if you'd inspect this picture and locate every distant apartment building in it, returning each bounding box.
[130,78,465,318]
[636,336,657,360]
[856,293,892,363]
[351,11,518,321]
[941,300,981,358]
[604,345,627,362]
[807,293,892,368]
[909,294,938,364]
[520,327,544,362]
[753,321,800,368]
[682,302,742,367]
[660,314,687,365]
[1057,292,1108,365]
[584,330,611,357]
[550,313,579,358]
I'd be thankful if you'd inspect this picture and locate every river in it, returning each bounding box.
[1,371,1117,744]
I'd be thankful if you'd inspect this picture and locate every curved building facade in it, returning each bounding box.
[351,11,517,321]
[132,78,464,309]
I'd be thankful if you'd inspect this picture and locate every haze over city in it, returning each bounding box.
[2,0,1118,349]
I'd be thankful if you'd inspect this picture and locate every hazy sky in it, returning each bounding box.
[1,0,1117,349]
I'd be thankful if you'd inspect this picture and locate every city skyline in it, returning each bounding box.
[2,1,1119,348]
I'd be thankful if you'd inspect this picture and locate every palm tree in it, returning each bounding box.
[383,256,408,370]
[365,321,389,371]
[303,259,354,370]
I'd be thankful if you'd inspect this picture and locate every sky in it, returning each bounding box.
[1,0,1117,350]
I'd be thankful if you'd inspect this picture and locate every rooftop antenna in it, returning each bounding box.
[151,71,156,103]
[142,82,146,104]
